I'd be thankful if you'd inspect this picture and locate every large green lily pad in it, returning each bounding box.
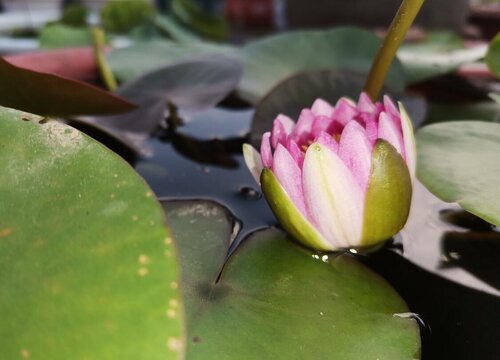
[0,107,183,359]
[164,200,420,359]
[240,27,406,104]
[417,121,500,226]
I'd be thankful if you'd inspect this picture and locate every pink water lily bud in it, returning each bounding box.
[243,93,416,251]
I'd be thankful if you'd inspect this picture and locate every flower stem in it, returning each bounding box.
[364,0,424,100]
[92,26,118,92]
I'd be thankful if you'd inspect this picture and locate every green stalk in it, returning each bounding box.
[92,26,118,92]
[364,0,424,100]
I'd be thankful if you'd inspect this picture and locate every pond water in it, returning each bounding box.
[77,105,500,359]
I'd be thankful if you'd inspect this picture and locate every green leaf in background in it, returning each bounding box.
[0,56,136,117]
[101,0,154,34]
[60,4,89,27]
[417,121,500,226]
[240,27,406,104]
[486,32,500,78]
[0,107,184,359]
[39,24,93,49]
[108,40,238,83]
[398,32,488,84]
[164,200,420,359]
[154,14,201,42]
[171,0,229,40]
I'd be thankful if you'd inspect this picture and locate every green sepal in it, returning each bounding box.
[361,139,412,246]
[260,168,332,251]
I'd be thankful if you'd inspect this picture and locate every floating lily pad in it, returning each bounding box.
[164,200,420,359]
[239,27,406,104]
[417,121,500,226]
[0,57,135,117]
[0,107,183,359]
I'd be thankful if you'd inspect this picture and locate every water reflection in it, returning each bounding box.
[401,182,500,296]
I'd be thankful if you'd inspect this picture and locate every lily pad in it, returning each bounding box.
[164,200,420,359]
[417,121,500,226]
[108,40,238,83]
[0,107,183,359]
[0,56,135,117]
[239,27,406,104]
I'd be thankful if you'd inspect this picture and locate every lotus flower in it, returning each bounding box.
[244,93,416,251]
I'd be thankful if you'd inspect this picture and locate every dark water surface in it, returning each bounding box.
[81,107,500,359]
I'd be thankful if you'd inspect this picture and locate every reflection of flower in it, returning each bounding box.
[244,93,416,251]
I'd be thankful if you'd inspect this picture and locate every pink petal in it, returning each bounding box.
[332,98,358,127]
[383,95,399,118]
[272,144,309,219]
[364,115,378,145]
[382,95,402,133]
[286,138,305,168]
[314,131,338,154]
[291,109,315,143]
[311,115,333,138]
[303,143,364,248]
[338,121,373,192]
[260,132,273,168]
[378,112,405,158]
[311,98,335,117]
[272,114,295,148]
[357,92,377,114]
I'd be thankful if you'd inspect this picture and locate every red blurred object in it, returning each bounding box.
[225,0,275,27]
[4,47,100,84]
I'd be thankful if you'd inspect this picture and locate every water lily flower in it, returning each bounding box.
[243,93,416,251]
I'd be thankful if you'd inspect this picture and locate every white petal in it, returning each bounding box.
[398,103,417,181]
[243,144,263,184]
[303,143,364,248]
